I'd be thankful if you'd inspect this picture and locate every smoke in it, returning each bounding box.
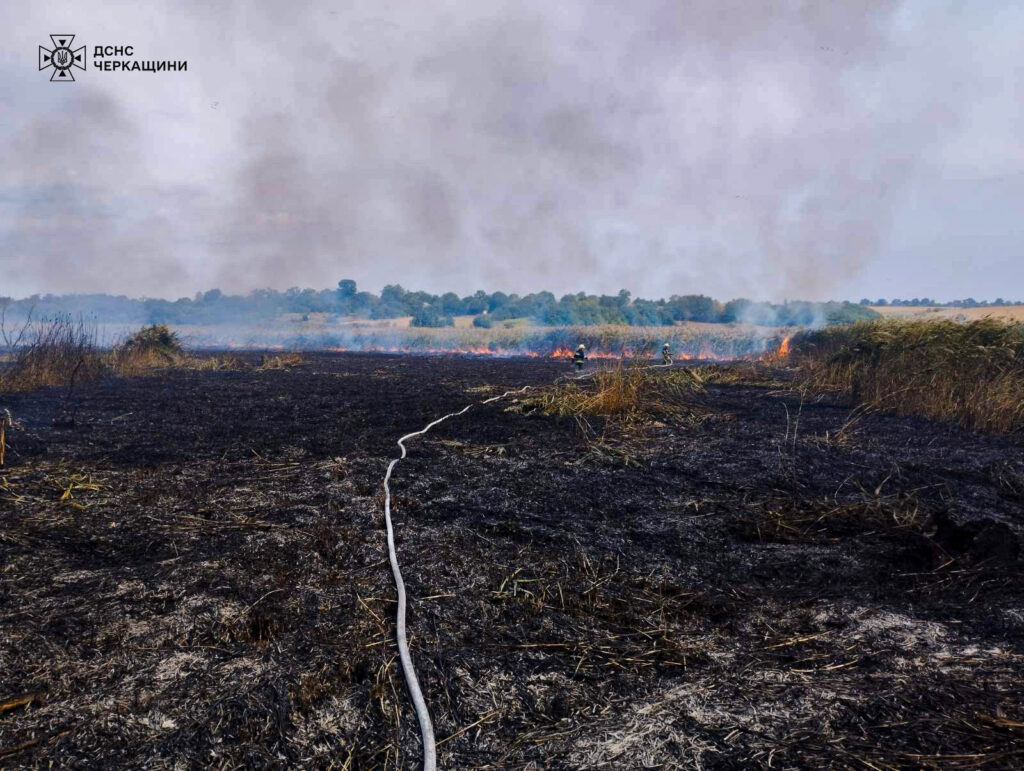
[1,87,207,294]
[2,0,1020,300]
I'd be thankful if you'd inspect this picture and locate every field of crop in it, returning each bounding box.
[872,304,1024,321]
[0,348,1021,768]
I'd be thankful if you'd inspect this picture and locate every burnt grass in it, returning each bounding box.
[1,353,1022,769]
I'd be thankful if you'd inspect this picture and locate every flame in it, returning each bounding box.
[549,347,649,359]
[756,335,792,362]
[323,344,739,360]
[194,339,798,361]
[323,344,714,359]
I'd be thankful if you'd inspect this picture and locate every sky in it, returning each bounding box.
[1,0,1022,303]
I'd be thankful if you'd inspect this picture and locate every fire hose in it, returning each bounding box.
[381,384,536,770]
[380,362,673,769]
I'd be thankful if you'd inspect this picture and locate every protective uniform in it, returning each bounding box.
[662,343,672,365]
[573,344,586,370]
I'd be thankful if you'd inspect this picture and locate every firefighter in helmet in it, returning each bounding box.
[573,344,586,370]
[662,343,672,366]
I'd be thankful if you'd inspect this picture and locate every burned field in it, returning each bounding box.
[1,353,1022,768]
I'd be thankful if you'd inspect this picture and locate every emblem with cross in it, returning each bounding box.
[39,34,86,81]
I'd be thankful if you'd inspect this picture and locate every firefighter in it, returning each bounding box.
[662,343,672,365]
[573,344,586,370]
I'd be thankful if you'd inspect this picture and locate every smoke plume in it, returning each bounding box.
[2,0,1022,300]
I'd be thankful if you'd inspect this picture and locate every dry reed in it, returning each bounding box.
[792,318,1024,432]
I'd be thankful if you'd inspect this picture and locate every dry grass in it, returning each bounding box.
[793,318,1024,432]
[528,363,705,424]
[0,321,244,393]
[872,304,1024,322]
[255,352,305,370]
[110,325,244,375]
[0,411,8,467]
[745,492,925,543]
[109,347,241,376]
[166,319,785,358]
[0,316,104,392]
[691,362,787,387]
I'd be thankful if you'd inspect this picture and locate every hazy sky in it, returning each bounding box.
[1,1,1022,302]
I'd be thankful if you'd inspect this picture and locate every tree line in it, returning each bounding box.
[2,281,879,328]
[861,297,1023,307]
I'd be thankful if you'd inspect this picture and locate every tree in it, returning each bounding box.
[350,291,376,315]
[439,292,462,315]
[487,291,509,313]
[666,295,717,322]
[410,307,453,327]
[720,298,752,323]
[463,290,488,315]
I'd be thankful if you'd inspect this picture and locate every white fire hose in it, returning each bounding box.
[379,361,674,769]
[381,385,533,770]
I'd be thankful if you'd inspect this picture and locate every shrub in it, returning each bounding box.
[122,324,182,354]
[410,308,454,328]
[110,324,188,374]
[472,314,493,329]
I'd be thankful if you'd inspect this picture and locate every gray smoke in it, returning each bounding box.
[1,0,1021,301]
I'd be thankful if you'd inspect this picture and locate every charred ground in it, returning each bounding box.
[1,353,1022,768]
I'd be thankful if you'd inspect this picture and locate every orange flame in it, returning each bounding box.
[199,341,784,361]
[756,335,791,362]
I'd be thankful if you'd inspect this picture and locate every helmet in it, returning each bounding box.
[577,344,585,350]
[663,343,670,348]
